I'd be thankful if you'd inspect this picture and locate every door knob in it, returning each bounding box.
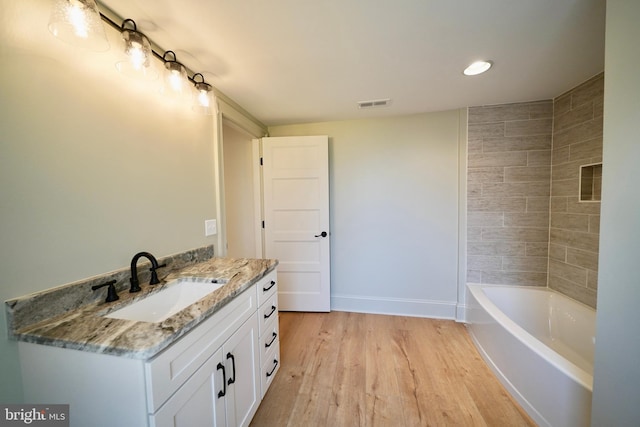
[315,231,328,238]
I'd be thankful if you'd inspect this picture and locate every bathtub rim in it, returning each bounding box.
[466,283,594,392]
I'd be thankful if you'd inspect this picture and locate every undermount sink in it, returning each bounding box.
[104,278,228,323]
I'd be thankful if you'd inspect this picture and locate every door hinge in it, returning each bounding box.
[260,157,263,166]
[262,221,265,229]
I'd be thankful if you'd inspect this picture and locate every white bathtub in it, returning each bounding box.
[465,284,596,427]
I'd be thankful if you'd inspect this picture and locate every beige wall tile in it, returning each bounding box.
[528,101,554,119]
[526,243,549,257]
[467,269,482,283]
[468,212,504,227]
[587,270,598,290]
[550,196,568,212]
[567,197,601,214]
[554,93,572,116]
[566,247,599,270]
[468,122,505,138]
[482,135,551,152]
[482,182,550,198]
[550,213,590,232]
[503,256,548,272]
[526,197,550,212]
[589,215,600,233]
[549,244,567,261]
[482,271,547,286]
[569,138,603,162]
[468,197,526,212]
[548,275,597,308]
[550,228,600,252]
[505,119,553,137]
[571,73,604,108]
[527,150,552,166]
[504,212,550,227]
[467,227,482,241]
[468,255,502,270]
[549,259,588,285]
[468,104,531,123]
[552,145,571,164]
[554,102,594,132]
[482,227,549,242]
[468,151,528,167]
[551,178,579,197]
[552,160,582,181]
[505,166,551,182]
[467,167,504,183]
[467,241,526,256]
[553,118,603,148]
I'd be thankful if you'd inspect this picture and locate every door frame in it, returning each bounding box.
[213,93,266,257]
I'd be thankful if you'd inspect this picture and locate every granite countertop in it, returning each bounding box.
[9,257,277,360]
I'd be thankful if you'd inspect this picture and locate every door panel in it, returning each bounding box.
[263,136,330,312]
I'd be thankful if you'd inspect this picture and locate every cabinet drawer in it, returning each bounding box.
[259,320,279,364]
[259,293,278,335]
[145,286,256,413]
[260,344,280,398]
[256,270,277,307]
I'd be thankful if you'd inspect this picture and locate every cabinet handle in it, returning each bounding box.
[264,305,276,319]
[265,331,277,348]
[226,352,236,385]
[266,359,279,377]
[263,280,276,292]
[216,363,226,398]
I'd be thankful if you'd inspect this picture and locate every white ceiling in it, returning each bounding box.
[99,0,606,126]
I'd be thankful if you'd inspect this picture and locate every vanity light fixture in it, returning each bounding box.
[48,0,109,51]
[192,73,215,115]
[115,19,157,80]
[161,51,190,99]
[463,60,493,76]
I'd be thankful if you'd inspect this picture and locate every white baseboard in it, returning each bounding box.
[330,294,457,319]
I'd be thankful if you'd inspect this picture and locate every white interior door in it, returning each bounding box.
[262,136,330,312]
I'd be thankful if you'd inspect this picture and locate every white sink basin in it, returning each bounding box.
[104,278,227,323]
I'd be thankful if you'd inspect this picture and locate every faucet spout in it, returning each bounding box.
[129,251,165,293]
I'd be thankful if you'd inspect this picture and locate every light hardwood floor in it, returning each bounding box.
[250,311,535,427]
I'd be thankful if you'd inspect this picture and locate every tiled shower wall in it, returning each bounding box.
[467,101,553,287]
[466,73,604,308]
[548,73,604,308]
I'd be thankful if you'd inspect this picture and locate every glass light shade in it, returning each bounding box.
[163,61,190,98]
[193,81,215,115]
[115,29,158,80]
[48,0,109,51]
[463,60,492,76]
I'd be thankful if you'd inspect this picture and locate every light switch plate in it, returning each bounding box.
[205,219,217,236]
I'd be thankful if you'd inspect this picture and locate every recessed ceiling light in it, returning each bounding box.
[463,60,493,76]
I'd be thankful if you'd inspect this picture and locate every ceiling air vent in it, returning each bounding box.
[357,98,391,109]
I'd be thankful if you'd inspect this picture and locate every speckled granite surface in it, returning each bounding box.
[6,253,277,360]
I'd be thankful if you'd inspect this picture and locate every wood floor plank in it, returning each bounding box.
[250,312,536,427]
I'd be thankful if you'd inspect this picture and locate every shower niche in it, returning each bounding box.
[579,163,603,202]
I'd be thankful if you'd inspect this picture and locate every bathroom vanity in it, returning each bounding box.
[7,253,279,427]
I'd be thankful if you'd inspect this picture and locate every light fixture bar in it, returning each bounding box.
[96,6,204,88]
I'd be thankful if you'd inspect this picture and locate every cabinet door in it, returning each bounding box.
[150,348,226,427]
[223,315,260,427]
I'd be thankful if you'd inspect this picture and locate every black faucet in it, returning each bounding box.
[129,251,166,293]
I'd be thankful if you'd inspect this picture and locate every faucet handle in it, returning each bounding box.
[149,263,167,285]
[91,280,119,303]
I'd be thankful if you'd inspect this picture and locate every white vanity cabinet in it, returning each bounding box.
[256,270,280,397]
[19,269,278,427]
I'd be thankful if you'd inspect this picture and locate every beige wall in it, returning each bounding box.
[222,122,258,258]
[269,111,463,318]
[466,101,553,287]
[0,0,218,401]
[592,0,640,422]
[549,73,603,307]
